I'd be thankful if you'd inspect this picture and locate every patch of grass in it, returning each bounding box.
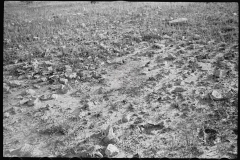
[4,2,238,65]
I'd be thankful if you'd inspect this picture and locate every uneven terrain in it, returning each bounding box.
[3,2,238,158]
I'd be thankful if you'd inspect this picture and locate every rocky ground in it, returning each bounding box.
[3,1,238,158]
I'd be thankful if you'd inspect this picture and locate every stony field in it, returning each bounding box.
[3,1,238,158]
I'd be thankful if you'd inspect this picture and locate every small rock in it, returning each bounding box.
[82,103,92,110]
[47,66,53,71]
[92,71,102,79]
[59,78,68,84]
[102,125,118,144]
[163,53,176,61]
[211,90,224,100]
[170,86,186,93]
[58,85,69,94]
[22,89,36,96]
[4,112,10,118]
[94,151,103,158]
[8,80,21,87]
[145,61,150,67]
[20,98,29,105]
[27,98,40,107]
[65,65,72,72]
[81,23,86,28]
[49,85,60,91]
[193,34,201,40]
[39,94,52,101]
[213,69,221,78]
[105,144,119,157]
[132,153,141,158]
[162,35,171,39]
[122,114,131,123]
[169,18,188,25]
[3,83,10,92]
[33,74,41,79]
[69,72,77,79]
[33,84,41,89]
[41,77,48,82]
[18,75,27,80]
[50,94,58,99]
[71,107,82,118]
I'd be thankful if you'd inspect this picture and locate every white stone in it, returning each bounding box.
[211,90,223,100]
[105,144,119,157]
[169,18,188,25]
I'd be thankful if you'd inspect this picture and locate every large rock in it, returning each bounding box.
[169,18,188,25]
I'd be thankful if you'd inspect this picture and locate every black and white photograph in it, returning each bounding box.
[3,1,238,158]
